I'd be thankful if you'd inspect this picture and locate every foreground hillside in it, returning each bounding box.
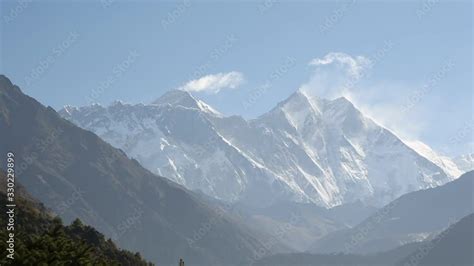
[255,213,474,266]
[397,213,474,266]
[0,75,267,265]
[310,171,473,254]
[0,172,152,265]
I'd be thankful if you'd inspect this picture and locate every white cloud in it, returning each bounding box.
[309,52,372,79]
[300,52,373,100]
[179,71,244,93]
[301,51,431,146]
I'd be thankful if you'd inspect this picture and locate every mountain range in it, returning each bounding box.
[60,88,465,208]
[1,74,471,265]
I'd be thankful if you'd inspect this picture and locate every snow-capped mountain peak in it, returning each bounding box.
[152,89,221,116]
[60,88,456,208]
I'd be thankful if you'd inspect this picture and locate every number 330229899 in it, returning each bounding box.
[6,152,15,201]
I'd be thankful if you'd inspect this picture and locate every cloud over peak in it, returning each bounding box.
[303,51,431,151]
[309,52,372,79]
[179,71,244,93]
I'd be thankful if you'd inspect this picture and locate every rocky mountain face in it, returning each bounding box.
[60,89,456,208]
[0,75,267,266]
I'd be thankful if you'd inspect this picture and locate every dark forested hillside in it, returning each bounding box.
[0,171,152,265]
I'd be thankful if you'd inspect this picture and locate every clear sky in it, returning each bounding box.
[0,0,472,156]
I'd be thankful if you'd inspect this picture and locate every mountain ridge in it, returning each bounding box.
[254,213,474,266]
[59,87,457,208]
[308,170,473,254]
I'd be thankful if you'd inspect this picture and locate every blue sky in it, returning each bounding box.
[0,0,472,156]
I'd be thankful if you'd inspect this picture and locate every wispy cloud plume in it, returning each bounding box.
[301,52,373,100]
[309,52,372,79]
[179,71,244,94]
[300,48,438,145]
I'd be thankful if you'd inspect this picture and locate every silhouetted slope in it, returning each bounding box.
[0,75,265,265]
[309,171,473,254]
[0,172,152,265]
[255,213,473,266]
[228,200,376,251]
[398,213,474,266]
[253,242,420,266]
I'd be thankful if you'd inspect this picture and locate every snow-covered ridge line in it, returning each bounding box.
[58,89,459,208]
[403,140,462,178]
